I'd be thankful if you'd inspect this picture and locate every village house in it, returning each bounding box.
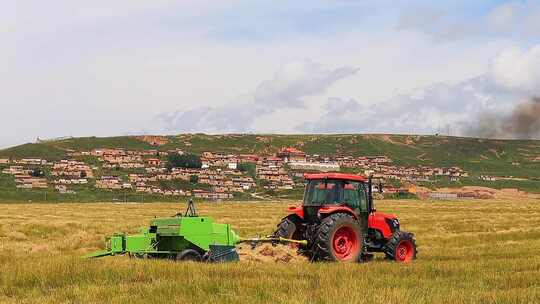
[18,158,47,165]
[145,158,162,167]
[101,154,142,164]
[277,147,307,162]
[232,177,256,189]
[16,177,48,189]
[288,161,340,172]
[55,185,76,194]
[0,158,10,164]
[95,176,125,190]
[91,148,126,157]
[201,152,239,167]
[126,149,158,157]
[54,178,88,185]
[167,149,184,155]
[163,189,184,196]
[103,162,145,169]
[134,186,186,196]
[255,156,295,189]
[192,189,233,200]
[238,154,259,163]
[146,167,167,174]
[2,166,31,175]
[261,156,283,167]
[479,175,498,181]
[52,160,94,178]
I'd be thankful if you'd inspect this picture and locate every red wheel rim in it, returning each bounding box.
[395,240,414,262]
[332,226,359,260]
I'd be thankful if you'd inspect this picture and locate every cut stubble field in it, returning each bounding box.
[1,199,540,304]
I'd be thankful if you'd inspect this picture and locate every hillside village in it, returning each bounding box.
[0,142,471,200]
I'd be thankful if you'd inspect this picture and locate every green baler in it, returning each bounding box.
[86,201,305,262]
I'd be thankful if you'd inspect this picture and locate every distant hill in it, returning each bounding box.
[2,134,540,178]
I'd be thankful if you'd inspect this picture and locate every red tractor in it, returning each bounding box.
[274,173,417,262]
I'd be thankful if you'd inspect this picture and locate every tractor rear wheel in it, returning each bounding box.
[274,215,304,241]
[175,249,202,262]
[313,213,363,262]
[383,231,417,262]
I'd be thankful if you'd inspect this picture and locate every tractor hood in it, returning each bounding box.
[370,211,397,220]
[368,212,399,239]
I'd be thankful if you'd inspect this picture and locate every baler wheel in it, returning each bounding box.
[130,253,145,259]
[383,231,417,263]
[313,213,363,262]
[175,249,202,262]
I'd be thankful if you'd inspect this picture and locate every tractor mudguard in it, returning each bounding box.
[318,206,358,220]
[368,212,397,239]
[286,206,304,219]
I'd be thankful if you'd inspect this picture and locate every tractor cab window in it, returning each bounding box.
[304,179,343,206]
[343,181,368,212]
[304,179,369,212]
[343,182,359,207]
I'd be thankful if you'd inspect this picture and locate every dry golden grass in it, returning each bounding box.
[1,198,540,303]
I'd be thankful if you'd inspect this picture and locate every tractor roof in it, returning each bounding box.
[303,173,367,182]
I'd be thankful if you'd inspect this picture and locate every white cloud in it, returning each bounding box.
[489,45,540,95]
[158,60,358,132]
[486,2,521,32]
[253,60,358,111]
[486,1,540,36]
[299,44,540,138]
[299,81,489,135]
[398,1,540,41]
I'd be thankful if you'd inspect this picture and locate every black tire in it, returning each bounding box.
[274,215,303,240]
[130,253,145,259]
[383,231,417,262]
[174,249,202,262]
[312,213,363,262]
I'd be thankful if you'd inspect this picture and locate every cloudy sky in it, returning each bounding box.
[4,0,540,148]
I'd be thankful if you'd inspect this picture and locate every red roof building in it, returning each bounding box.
[277,147,307,162]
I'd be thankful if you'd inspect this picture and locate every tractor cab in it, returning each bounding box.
[287,173,372,229]
[301,175,370,227]
[276,172,417,263]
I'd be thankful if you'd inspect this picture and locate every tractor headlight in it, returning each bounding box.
[385,218,400,233]
[393,219,400,230]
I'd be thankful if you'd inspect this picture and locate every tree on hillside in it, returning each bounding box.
[237,162,256,177]
[167,153,202,169]
[31,169,44,177]
[189,175,199,184]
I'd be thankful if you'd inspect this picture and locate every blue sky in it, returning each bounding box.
[3,0,540,147]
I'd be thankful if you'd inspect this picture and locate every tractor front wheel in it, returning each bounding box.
[313,213,363,262]
[383,231,417,263]
[174,249,202,262]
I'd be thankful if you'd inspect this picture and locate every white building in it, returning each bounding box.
[288,162,340,172]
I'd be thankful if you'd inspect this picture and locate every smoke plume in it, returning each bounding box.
[465,97,540,139]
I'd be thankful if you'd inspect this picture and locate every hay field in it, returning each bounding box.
[1,199,540,303]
